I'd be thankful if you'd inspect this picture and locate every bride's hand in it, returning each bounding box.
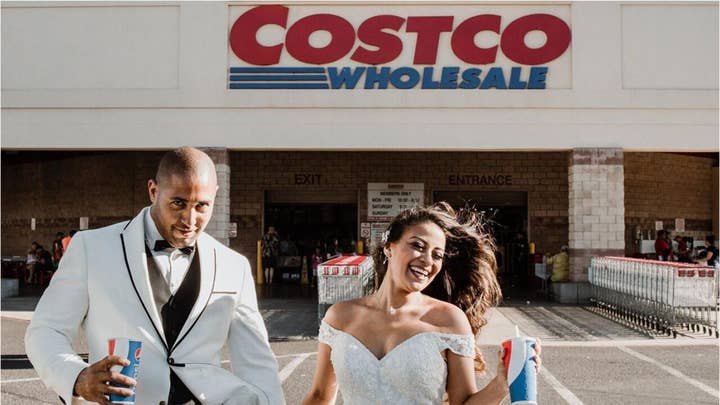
[533,339,542,373]
[496,339,542,382]
[495,349,508,385]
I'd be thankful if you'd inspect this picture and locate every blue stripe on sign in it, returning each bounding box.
[229,75,327,81]
[229,83,330,89]
[229,67,326,74]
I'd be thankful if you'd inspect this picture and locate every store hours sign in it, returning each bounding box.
[368,183,424,222]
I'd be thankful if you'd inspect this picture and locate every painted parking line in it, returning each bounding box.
[276,351,317,359]
[540,339,718,347]
[279,353,313,382]
[617,346,720,399]
[261,309,280,322]
[0,377,41,384]
[539,366,586,405]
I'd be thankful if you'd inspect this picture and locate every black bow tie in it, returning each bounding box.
[153,240,195,255]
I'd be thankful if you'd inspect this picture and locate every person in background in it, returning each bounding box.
[311,246,322,287]
[35,245,54,285]
[694,235,717,267]
[546,245,569,282]
[35,245,53,273]
[507,232,528,288]
[673,235,691,263]
[61,230,76,253]
[51,232,64,268]
[261,226,280,285]
[26,243,39,285]
[655,230,671,261]
[324,238,342,259]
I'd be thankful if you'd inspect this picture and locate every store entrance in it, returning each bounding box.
[433,191,529,298]
[264,191,358,290]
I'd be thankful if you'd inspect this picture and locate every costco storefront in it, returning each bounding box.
[2,2,718,295]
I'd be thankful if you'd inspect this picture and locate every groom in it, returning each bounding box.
[26,147,284,404]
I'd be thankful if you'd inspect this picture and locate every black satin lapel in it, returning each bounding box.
[169,247,217,354]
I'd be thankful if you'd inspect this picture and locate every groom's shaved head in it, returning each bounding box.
[148,146,218,247]
[155,146,216,185]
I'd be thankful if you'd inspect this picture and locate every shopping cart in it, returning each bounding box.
[589,257,718,338]
[317,255,374,321]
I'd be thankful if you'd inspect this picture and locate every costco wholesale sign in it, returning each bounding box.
[228,5,572,90]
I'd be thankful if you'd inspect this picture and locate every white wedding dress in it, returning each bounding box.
[319,320,476,404]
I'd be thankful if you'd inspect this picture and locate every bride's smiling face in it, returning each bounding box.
[385,221,446,292]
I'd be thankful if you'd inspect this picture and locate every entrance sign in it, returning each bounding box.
[449,174,513,185]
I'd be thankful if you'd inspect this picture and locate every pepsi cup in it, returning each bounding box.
[107,337,142,404]
[502,337,537,405]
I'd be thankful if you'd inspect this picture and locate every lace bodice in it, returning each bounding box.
[319,320,475,404]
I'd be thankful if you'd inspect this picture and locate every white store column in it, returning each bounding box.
[201,147,230,246]
[568,148,625,281]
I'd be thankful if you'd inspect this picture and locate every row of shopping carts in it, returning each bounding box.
[589,256,719,338]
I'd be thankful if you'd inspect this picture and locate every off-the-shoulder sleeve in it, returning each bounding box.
[318,320,340,347]
[438,334,476,358]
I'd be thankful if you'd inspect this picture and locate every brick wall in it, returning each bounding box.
[1,151,163,255]
[3,151,570,281]
[229,151,570,272]
[624,152,716,255]
[4,150,714,284]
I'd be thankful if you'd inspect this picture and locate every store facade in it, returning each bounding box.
[2,2,718,293]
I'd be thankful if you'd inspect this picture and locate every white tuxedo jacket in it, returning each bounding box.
[25,207,285,405]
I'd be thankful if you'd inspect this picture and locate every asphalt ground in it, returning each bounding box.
[2,301,719,405]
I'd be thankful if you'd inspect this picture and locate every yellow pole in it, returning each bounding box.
[357,240,364,255]
[256,240,263,285]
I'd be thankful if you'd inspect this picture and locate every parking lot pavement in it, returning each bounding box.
[261,298,319,341]
[3,293,719,404]
[4,315,719,405]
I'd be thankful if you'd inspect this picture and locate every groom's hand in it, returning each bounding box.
[73,355,137,405]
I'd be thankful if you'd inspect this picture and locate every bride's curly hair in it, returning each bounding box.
[372,202,502,373]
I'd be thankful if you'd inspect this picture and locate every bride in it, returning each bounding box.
[303,203,540,405]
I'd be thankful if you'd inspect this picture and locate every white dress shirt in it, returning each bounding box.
[143,209,194,294]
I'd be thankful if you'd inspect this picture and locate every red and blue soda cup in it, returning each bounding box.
[502,336,538,405]
[107,337,142,404]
